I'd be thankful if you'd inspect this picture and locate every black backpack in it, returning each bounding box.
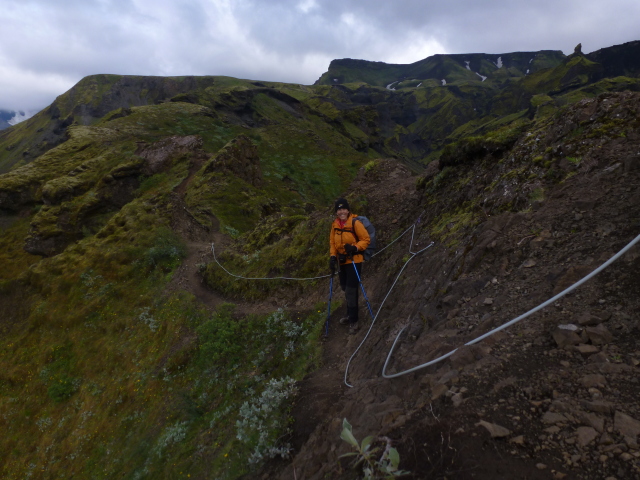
[352,216,377,261]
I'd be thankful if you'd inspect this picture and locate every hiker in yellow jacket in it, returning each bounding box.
[329,198,370,334]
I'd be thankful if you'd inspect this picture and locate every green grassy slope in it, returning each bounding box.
[0,79,370,478]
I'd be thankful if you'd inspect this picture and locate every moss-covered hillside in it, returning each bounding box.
[3,43,640,175]
[0,76,371,479]
[0,39,639,479]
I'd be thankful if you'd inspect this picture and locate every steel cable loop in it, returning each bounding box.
[371,224,415,258]
[211,243,331,281]
[207,217,439,387]
[382,232,640,379]
[343,225,435,387]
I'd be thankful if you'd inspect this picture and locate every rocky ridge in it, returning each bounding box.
[274,91,640,480]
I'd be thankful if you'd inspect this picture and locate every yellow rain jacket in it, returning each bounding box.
[330,214,371,264]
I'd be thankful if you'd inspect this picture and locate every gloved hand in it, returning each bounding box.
[344,244,358,256]
[329,256,337,273]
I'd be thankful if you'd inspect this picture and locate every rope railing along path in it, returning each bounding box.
[211,242,330,281]
[208,216,439,389]
[209,218,424,282]
[381,232,640,379]
[210,218,640,386]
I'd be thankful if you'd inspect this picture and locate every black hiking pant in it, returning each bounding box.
[339,262,361,324]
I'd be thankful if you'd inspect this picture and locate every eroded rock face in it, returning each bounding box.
[24,181,143,258]
[203,135,262,186]
[23,204,78,257]
[24,230,71,257]
[17,134,208,257]
[137,135,204,176]
[0,183,38,212]
[41,176,91,205]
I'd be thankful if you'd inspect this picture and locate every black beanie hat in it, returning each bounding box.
[334,198,350,212]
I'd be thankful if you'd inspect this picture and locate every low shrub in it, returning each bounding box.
[47,374,80,403]
[236,376,297,464]
[141,227,187,271]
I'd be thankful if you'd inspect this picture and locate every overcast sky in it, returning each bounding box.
[2,0,639,113]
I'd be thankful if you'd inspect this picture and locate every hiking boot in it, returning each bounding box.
[339,316,350,325]
[348,323,360,334]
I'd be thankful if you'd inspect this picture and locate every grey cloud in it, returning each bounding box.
[236,0,640,58]
[1,0,639,112]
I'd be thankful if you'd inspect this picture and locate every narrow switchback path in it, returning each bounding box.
[166,154,274,316]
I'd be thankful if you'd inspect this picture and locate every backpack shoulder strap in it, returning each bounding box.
[351,218,360,243]
[333,219,347,233]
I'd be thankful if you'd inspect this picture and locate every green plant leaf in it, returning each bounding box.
[389,447,400,469]
[340,424,358,448]
[338,452,359,458]
[342,417,352,432]
[360,435,374,452]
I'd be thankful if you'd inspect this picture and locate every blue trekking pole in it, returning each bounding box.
[352,262,375,320]
[324,273,334,337]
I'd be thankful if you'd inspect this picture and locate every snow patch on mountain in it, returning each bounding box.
[475,72,487,82]
[465,60,471,70]
[494,57,503,68]
[441,79,446,86]
[386,81,399,91]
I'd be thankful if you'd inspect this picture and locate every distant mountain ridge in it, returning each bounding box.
[315,50,566,87]
[315,40,640,88]
[2,40,640,175]
[587,40,640,78]
[0,75,218,171]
